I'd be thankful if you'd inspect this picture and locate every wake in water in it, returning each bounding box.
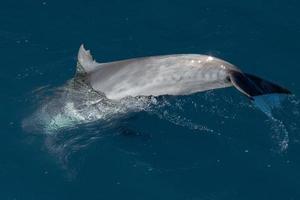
[21,45,298,169]
[22,85,232,166]
[22,80,158,134]
[261,95,300,152]
[22,80,299,170]
[22,82,158,168]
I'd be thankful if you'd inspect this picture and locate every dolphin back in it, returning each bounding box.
[75,45,291,101]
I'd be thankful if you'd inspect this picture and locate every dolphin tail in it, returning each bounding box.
[229,70,291,100]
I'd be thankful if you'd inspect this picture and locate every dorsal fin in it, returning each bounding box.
[77,44,101,75]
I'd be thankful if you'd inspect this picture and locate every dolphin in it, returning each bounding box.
[22,45,292,133]
[76,45,290,101]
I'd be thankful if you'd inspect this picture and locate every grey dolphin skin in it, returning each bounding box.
[76,45,291,101]
[22,45,292,133]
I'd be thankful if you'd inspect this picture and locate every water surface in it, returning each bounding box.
[1,0,300,199]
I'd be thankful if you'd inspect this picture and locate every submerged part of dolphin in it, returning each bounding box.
[76,45,291,102]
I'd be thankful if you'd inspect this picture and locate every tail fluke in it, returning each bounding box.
[229,70,291,100]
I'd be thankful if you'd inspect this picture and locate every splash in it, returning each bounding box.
[22,83,298,170]
[22,81,158,134]
[253,94,299,152]
[252,94,287,117]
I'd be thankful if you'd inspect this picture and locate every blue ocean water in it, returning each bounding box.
[1,0,300,199]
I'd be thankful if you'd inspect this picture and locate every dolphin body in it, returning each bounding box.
[76,45,290,100]
[22,45,292,133]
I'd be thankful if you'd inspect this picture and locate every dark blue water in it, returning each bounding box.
[2,0,300,199]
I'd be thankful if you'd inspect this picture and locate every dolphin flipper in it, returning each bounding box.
[229,70,291,99]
